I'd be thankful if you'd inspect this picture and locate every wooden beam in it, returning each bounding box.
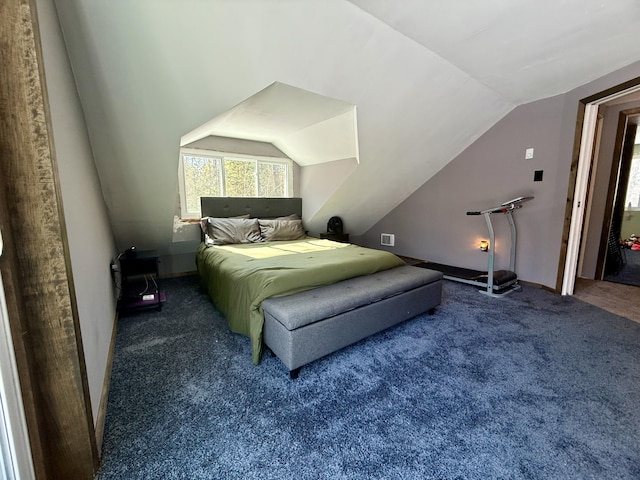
[0,0,98,478]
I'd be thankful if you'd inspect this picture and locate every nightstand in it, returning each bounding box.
[119,250,163,315]
[320,232,350,243]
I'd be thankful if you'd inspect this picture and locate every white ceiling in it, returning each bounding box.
[181,82,359,166]
[349,0,640,104]
[182,0,640,167]
[52,0,640,250]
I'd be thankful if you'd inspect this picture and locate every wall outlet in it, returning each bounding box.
[381,233,395,246]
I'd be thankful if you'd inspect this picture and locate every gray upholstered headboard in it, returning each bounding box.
[200,197,302,219]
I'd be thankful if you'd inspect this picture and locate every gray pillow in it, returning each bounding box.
[206,217,262,245]
[200,214,250,235]
[258,219,306,241]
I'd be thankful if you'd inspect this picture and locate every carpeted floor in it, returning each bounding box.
[604,248,640,287]
[96,276,640,480]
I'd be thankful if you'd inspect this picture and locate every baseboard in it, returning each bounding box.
[95,310,119,456]
[519,279,558,293]
[94,271,196,452]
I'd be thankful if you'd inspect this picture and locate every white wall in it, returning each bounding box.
[36,0,118,425]
[299,158,358,233]
[53,0,512,265]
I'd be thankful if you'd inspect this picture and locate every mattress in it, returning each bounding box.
[196,238,405,363]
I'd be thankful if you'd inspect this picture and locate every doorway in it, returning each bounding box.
[564,85,640,320]
[560,79,640,295]
[603,117,640,286]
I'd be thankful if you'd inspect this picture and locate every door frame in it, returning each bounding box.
[559,78,640,294]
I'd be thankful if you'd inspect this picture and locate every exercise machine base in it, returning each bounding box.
[478,282,522,298]
[415,196,533,298]
[416,261,521,297]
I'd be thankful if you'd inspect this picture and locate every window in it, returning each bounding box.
[625,155,640,209]
[624,130,640,210]
[179,148,292,218]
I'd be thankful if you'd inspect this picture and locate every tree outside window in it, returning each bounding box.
[183,155,222,213]
[179,150,291,218]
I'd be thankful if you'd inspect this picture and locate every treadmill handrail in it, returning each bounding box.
[467,196,534,216]
[501,196,534,207]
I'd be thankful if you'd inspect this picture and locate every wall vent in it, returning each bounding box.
[380,233,395,247]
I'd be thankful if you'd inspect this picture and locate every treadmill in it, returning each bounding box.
[418,196,533,297]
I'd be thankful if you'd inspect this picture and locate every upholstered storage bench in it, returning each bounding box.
[262,265,443,378]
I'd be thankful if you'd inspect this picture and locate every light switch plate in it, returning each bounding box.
[525,148,534,160]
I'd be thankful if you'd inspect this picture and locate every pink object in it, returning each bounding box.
[631,243,640,251]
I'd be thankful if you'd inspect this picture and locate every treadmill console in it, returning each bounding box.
[501,196,533,207]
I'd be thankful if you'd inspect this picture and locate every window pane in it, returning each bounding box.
[625,156,640,208]
[183,155,222,213]
[258,162,286,197]
[224,159,256,197]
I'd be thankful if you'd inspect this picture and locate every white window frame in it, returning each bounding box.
[178,148,293,219]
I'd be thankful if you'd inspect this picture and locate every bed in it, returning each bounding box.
[196,197,442,375]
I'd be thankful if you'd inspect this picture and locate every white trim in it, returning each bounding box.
[0,229,35,480]
[352,106,360,165]
[180,147,292,165]
[177,153,188,220]
[562,104,599,295]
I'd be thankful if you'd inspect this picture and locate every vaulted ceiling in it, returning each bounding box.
[181,81,359,167]
[53,0,640,251]
[351,0,640,104]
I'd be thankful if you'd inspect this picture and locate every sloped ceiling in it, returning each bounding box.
[180,81,359,167]
[53,0,640,253]
[350,0,640,104]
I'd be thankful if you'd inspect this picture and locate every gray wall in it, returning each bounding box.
[358,60,640,290]
[37,0,118,425]
[357,96,563,286]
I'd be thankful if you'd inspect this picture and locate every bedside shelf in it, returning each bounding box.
[119,250,163,315]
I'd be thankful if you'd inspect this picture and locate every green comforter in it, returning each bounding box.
[196,238,405,364]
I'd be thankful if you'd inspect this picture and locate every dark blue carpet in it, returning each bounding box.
[97,276,640,479]
[605,249,640,287]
